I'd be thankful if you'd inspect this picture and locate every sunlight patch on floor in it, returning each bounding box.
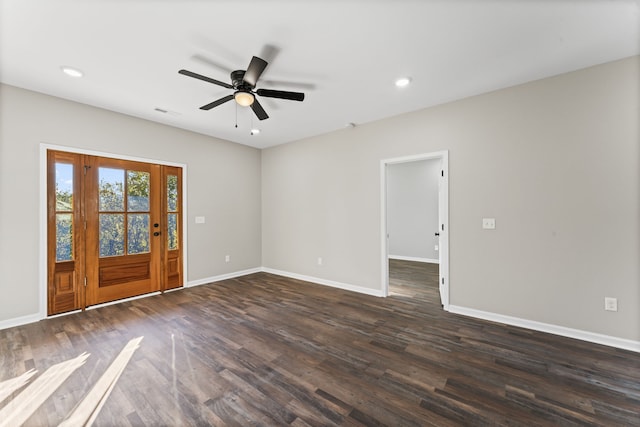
[0,337,143,427]
[0,353,89,427]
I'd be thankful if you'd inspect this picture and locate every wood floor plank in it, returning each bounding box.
[1,260,639,425]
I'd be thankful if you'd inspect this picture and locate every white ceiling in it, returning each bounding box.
[1,1,638,149]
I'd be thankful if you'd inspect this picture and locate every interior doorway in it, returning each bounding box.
[380,151,449,309]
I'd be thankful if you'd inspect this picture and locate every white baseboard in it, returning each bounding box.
[0,268,264,331]
[4,270,637,355]
[185,267,384,300]
[261,267,385,297]
[388,255,439,264]
[186,267,263,288]
[0,312,42,331]
[448,305,640,353]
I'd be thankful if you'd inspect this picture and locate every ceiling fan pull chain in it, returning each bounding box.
[235,103,238,128]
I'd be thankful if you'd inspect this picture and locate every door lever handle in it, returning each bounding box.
[435,232,440,236]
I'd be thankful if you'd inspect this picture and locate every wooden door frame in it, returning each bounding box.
[39,143,188,319]
[380,150,450,309]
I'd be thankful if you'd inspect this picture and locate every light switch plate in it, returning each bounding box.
[482,218,496,229]
[195,216,205,224]
[604,297,618,311]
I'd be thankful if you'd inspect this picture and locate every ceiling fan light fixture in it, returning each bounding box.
[234,91,255,107]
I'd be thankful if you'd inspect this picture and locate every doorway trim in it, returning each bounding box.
[380,150,449,310]
[39,143,188,320]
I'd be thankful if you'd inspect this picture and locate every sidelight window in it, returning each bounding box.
[55,163,74,262]
[167,174,179,250]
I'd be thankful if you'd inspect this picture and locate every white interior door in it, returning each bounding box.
[437,156,449,308]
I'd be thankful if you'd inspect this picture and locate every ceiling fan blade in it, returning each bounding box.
[200,94,234,110]
[179,69,233,89]
[243,56,268,87]
[250,98,269,120]
[256,88,305,102]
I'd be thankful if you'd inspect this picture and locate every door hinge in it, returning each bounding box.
[83,165,91,175]
[441,224,444,231]
[442,277,445,285]
[441,170,444,177]
[84,277,87,287]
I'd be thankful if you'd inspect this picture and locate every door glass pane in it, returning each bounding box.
[167,213,178,250]
[128,214,150,254]
[167,175,178,212]
[99,214,124,257]
[56,214,73,261]
[55,163,73,211]
[127,171,150,212]
[99,168,124,211]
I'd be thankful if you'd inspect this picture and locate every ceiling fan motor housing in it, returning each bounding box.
[231,70,251,89]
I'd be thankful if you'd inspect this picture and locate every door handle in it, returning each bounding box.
[435,232,440,236]
[153,231,161,236]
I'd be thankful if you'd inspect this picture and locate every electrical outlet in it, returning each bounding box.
[317,257,323,266]
[604,297,617,312]
[434,245,439,251]
[482,218,496,229]
[225,255,230,263]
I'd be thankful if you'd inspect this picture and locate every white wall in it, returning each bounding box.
[387,159,440,262]
[0,84,262,324]
[262,56,640,342]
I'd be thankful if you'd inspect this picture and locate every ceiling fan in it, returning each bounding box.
[179,56,305,121]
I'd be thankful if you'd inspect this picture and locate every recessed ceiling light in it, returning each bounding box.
[250,128,260,135]
[395,77,411,87]
[61,66,83,78]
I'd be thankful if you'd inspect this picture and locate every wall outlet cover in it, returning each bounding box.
[482,218,496,229]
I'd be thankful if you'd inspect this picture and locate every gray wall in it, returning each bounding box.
[1,56,638,343]
[262,56,639,341]
[387,159,440,261]
[0,84,262,322]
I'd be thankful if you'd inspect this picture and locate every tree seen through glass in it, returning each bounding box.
[55,163,73,262]
[98,168,150,257]
[167,175,178,250]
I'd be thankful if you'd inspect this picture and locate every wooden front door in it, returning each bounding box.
[47,150,183,315]
[85,156,162,305]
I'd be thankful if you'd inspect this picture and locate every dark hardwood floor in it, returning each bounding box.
[1,261,639,426]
